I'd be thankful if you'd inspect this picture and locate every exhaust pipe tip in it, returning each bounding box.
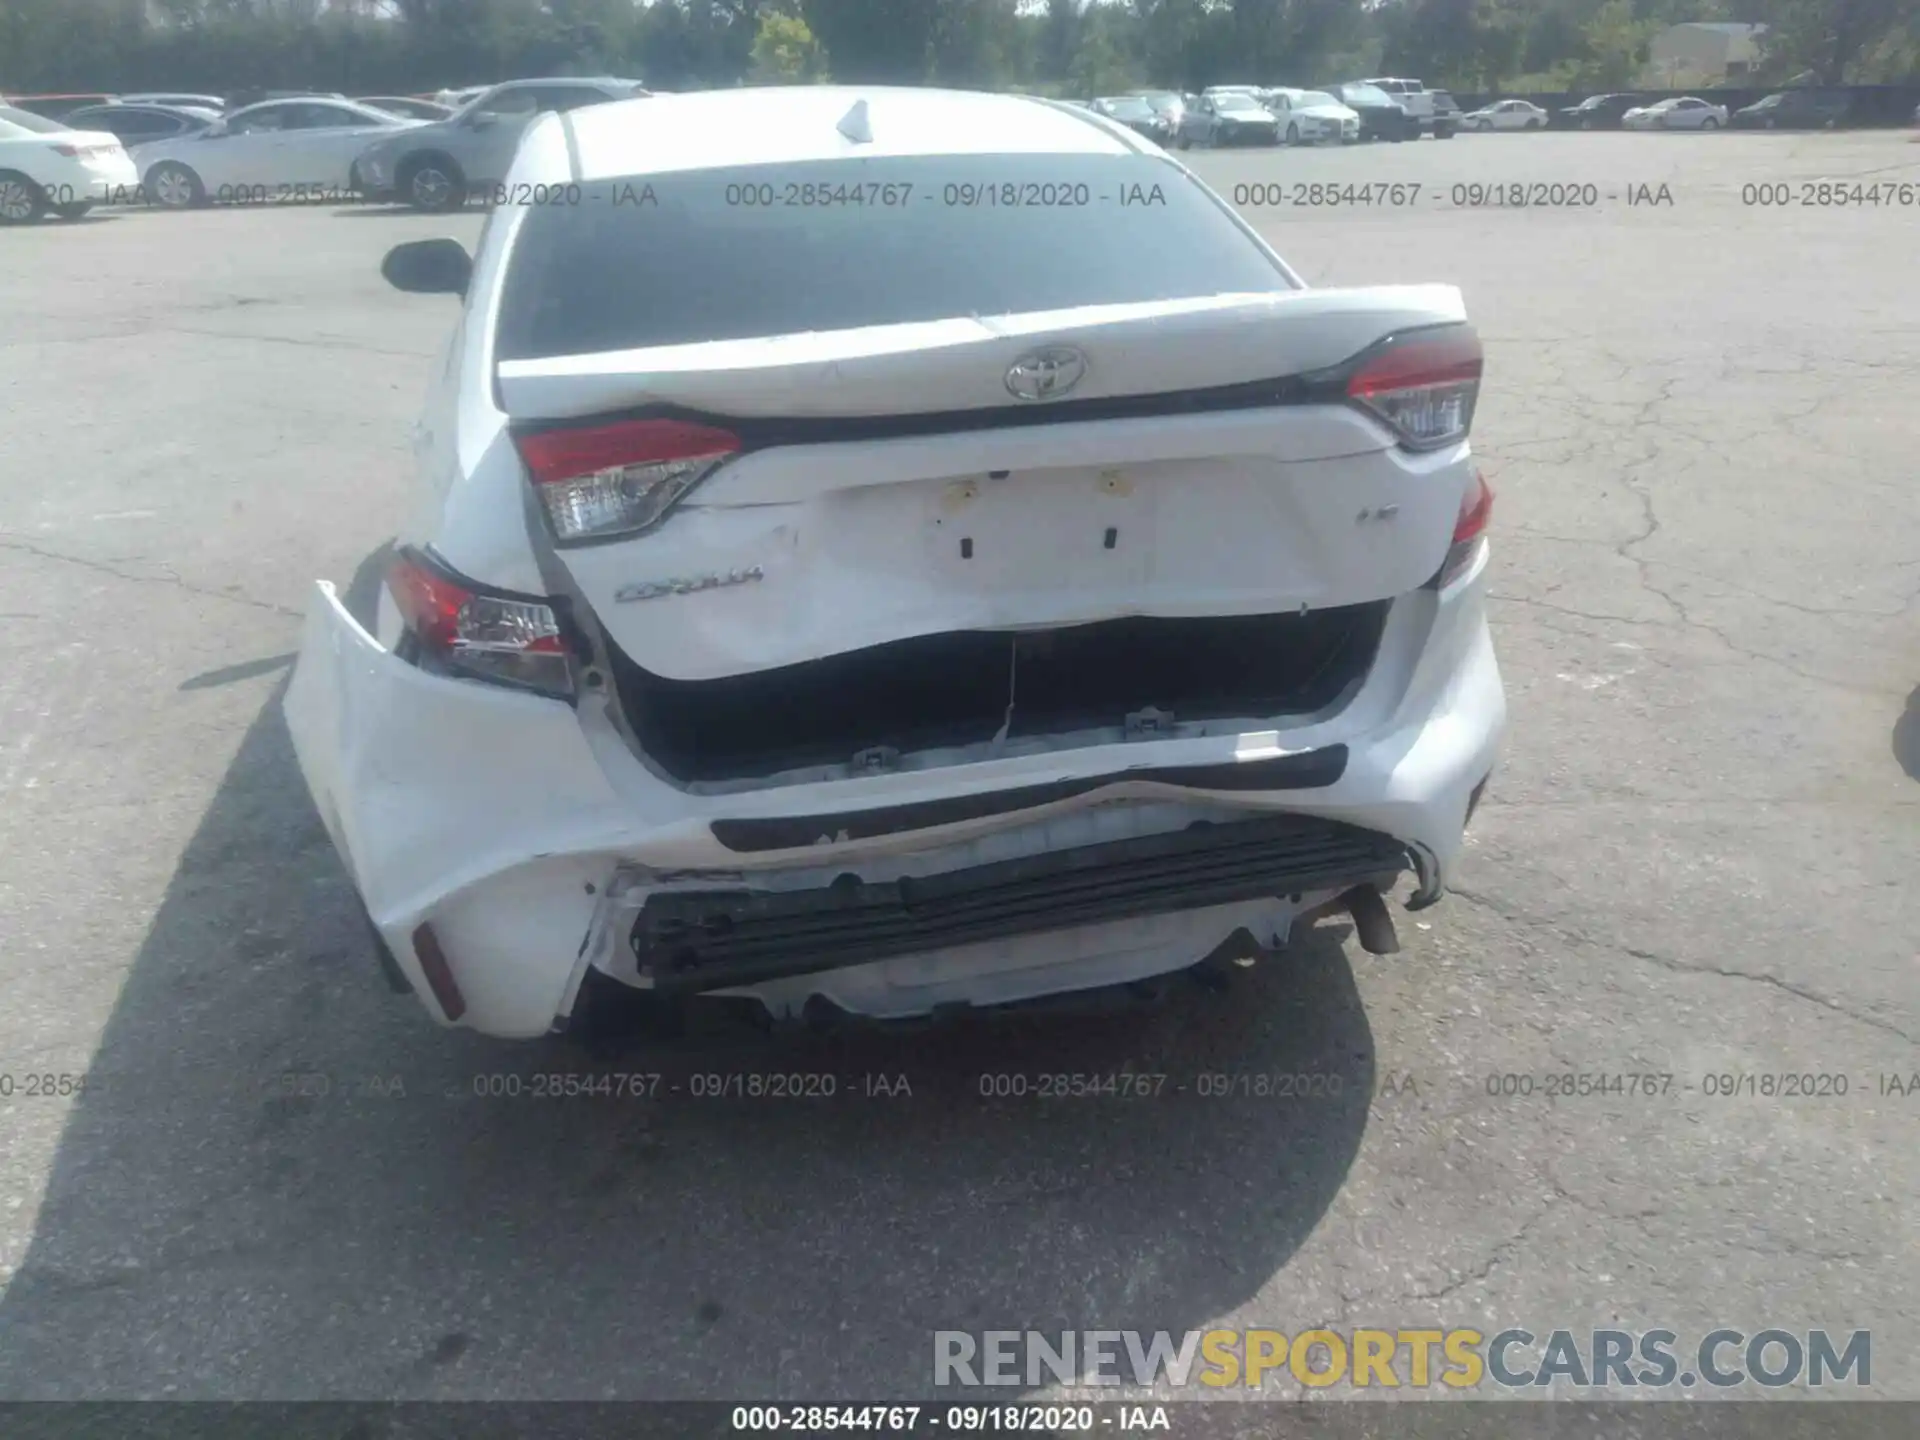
[1340,885,1402,955]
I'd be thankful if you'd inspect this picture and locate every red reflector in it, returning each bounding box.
[52,143,81,157]
[410,923,468,1022]
[1347,330,1485,398]
[1455,470,1494,542]
[515,419,742,486]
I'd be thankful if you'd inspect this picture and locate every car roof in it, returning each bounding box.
[564,87,1137,179]
[491,76,642,89]
[221,97,400,124]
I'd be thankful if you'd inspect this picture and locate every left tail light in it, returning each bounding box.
[386,547,575,700]
[1344,324,1482,451]
[1430,469,1493,589]
[514,418,742,544]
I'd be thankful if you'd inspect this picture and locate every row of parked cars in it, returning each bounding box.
[1085,81,1452,148]
[0,77,647,223]
[4,76,1912,226]
[1562,88,1900,129]
[1418,87,1905,132]
[1079,82,1916,147]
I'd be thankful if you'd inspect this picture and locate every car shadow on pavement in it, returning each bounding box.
[0,552,1378,1399]
[1895,685,1920,782]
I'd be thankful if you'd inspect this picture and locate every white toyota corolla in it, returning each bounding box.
[285,86,1507,1039]
[0,104,137,223]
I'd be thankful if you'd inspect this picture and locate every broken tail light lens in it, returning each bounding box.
[1430,468,1493,589]
[1345,324,1483,451]
[514,418,742,543]
[386,547,574,700]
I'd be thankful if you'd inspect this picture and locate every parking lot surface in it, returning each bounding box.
[0,132,1915,1401]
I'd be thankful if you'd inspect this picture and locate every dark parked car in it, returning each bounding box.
[1553,93,1643,130]
[1174,90,1281,148]
[1730,90,1851,130]
[1430,89,1462,137]
[1090,95,1175,144]
[61,102,221,146]
[1323,82,1419,142]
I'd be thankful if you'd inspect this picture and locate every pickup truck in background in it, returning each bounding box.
[1363,77,1459,138]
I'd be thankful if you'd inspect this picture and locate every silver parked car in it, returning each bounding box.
[352,77,648,211]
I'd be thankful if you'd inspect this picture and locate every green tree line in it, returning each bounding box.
[1,0,1914,99]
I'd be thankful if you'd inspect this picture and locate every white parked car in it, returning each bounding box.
[1460,99,1548,131]
[284,86,1506,1039]
[0,104,136,224]
[1622,96,1728,130]
[1264,88,1361,145]
[131,97,418,207]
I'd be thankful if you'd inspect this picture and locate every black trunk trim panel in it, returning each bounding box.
[708,745,1349,853]
[635,812,1408,994]
[508,370,1336,451]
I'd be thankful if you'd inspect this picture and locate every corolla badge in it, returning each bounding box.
[1005,345,1087,402]
[614,566,764,603]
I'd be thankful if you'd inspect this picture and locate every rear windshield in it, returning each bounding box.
[496,154,1293,360]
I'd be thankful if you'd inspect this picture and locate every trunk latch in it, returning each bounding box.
[850,745,901,775]
[1124,707,1175,740]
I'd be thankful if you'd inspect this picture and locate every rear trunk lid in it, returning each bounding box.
[486,149,1477,688]
[499,285,1473,683]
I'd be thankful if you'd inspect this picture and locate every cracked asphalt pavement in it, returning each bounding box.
[0,132,1915,1402]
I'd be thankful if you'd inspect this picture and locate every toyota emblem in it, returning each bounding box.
[1005,346,1087,402]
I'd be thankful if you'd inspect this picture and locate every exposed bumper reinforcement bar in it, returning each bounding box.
[707,745,1349,853]
[632,813,1411,995]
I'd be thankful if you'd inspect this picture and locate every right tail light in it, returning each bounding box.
[1430,469,1493,589]
[1344,324,1483,451]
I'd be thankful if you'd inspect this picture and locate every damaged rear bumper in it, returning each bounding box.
[634,813,1411,995]
[282,561,1503,1038]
